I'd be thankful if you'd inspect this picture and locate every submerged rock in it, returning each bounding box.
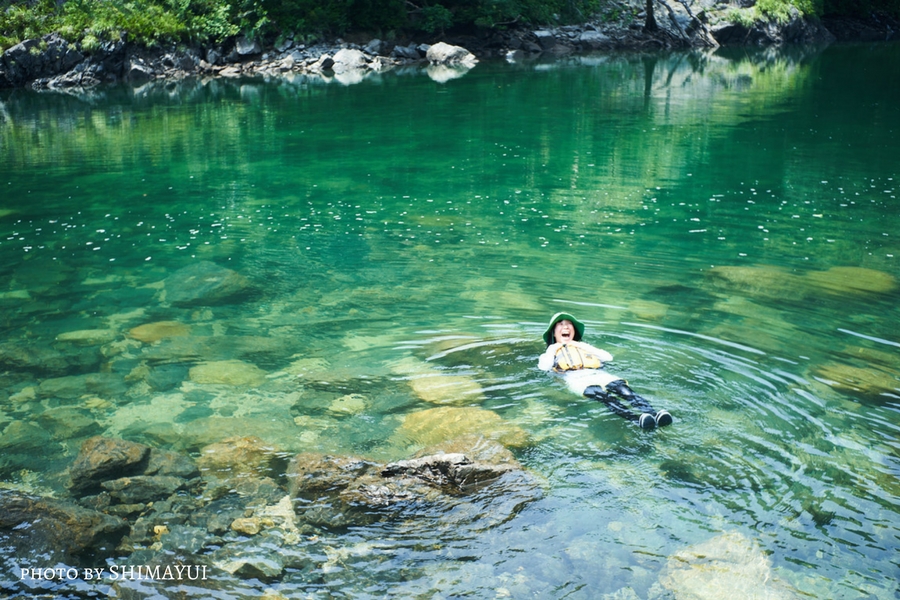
[706,265,806,301]
[231,516,261,535]
[391,357,486,404]
[0,421,53,451]
[162,261,256,307]
[144,446,201,479]
[627,299,670,321]
[189,359,268,386]
[68,436,151,496]
[813,362,899,397]
[211,534,286,580]
[0,490,129,563]
[128,320,192,343]
[141,334,289,366]
[38,372,127,399]
[35,405,102,439]
[408,373,485,404]
[146,363,190,391]
[328,393,368,415]
[55,328,118,345]
[176,416,299,453]
[659,531,800,599]
[396,406,529,448]
[197,435,284,479]
[0,341,101,376]
[804,266,897,294]
[286,453,372,499]
[286,442,538,530]
[706,264,898,302]
[101,475,187,504]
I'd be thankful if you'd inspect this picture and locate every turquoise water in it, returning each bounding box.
[1,42,899,598]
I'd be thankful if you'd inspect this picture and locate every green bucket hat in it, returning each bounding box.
[542,312,585,345]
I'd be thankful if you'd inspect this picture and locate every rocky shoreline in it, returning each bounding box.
[2,5,895,91]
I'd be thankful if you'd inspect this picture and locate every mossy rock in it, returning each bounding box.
[189,360,267,386]
[706,265,807,301]
[707,265,897,302]
[128,321,191,343]
[396,406,528,449]
[627,299,669,321]
[390,357,485,404]
[803,266,897,294]
[814,362,899,397]
[408,374,485,404]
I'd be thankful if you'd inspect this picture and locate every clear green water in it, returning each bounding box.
[1,43,899,598]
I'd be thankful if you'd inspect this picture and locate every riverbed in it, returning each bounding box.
[1,42,898,598]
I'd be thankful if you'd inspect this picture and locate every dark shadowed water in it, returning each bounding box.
[1,42,898,599]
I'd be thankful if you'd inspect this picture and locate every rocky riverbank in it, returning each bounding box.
[2,433,540,594]
[3,1,891,91]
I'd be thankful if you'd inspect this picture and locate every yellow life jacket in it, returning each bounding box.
[553,343,603,372]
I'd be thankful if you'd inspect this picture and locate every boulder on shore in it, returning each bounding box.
[331,48,370,73]
[0,33,83,86]
[426,42,477,66]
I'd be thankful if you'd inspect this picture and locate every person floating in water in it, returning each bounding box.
[538,312,673,430]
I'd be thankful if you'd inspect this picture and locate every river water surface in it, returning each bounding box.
[1,42,898,598]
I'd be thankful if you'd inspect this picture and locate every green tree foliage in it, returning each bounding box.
[169,0,240,41]
[2,0,897,53]
[755,0,821,21]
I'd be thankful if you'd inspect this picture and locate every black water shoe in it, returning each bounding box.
[638,413,657,430]
[654,410,673,427]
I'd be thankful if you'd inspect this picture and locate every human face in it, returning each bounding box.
[553,319,576,344]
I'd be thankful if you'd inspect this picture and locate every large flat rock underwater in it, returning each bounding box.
[705,265,898,301]
[161,261,258,307]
